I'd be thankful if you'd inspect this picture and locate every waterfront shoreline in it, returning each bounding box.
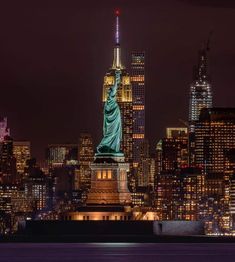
[1,234,235,243]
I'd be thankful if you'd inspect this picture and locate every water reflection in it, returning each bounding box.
[0,243,235,262]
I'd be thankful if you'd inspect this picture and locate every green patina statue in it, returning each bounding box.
[96,70,123,155]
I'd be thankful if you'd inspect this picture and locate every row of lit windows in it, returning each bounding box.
[130,76,144,82]
[97,170,112,180]
[133,105,145,110]
[133,134,144,139]
[72,215,132,221]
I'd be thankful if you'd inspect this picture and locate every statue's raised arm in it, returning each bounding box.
[96,70,122,155]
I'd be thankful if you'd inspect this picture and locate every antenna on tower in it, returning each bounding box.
[115,9,120,45]
[112,9,123,69]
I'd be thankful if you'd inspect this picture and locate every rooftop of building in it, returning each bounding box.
[75,205,129,212]
[199,108,235,122]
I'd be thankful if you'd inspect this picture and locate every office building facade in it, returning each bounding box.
[131,52,145,168]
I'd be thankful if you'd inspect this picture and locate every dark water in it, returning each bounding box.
[1,243,235,262]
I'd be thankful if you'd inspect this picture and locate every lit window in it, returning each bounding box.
[97,171,101,179]
[102,170,107,179]
[107,170,112,179]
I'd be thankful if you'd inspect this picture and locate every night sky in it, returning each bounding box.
[0,0,235,162]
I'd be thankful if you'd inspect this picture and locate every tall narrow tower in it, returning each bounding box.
[189,48,212,130]
[102,11,133,166]
[78,133,94,189]
[189,46,212,164]
[131,52,145,168]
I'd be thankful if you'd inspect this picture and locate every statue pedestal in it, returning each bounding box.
[86,154,132,205]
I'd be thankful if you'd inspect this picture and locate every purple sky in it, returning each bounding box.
[0,0,235,161]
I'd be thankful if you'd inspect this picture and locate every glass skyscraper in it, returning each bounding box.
[189,47,212,164]
[131,52,145,168]
[189,48,212,129]
[195,108,235,174]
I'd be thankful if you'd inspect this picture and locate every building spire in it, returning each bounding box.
[115,9,120,45]
[112,9,123,69]
[197,49,208,81]
[197,42,211,82]
[195,33,212,82]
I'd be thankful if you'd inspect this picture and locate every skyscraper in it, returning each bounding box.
[79,133,94,167]
[13,141,31,174]
[24,159,48,211]
[78,133,94,189]
[137,139,155,188]
[195,108,235,174]
[189,48,212,129]
[155,171,178,220]
[155,167,205,221]
[189,47,212,164]
[194,108,235,233]
[179,168,205,221]
[131,52,145,168]
[0,136,16,184]
[102,11,133,165]
[0,117,10,142]
[156,127,188,173]
[46,144,78,167]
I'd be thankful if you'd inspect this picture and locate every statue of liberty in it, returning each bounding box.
[96,70,122,155]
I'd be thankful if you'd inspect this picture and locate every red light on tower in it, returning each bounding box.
[115,9,120,16]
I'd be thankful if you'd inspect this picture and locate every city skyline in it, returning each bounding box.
[2,0,235,244]
[0,0,235,161]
